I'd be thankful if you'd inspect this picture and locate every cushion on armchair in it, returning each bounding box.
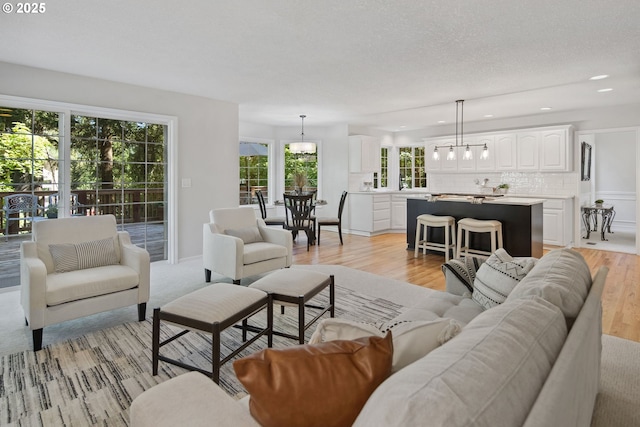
[233,333,393,427]
[225,226,264,244]
[49,237,119,273]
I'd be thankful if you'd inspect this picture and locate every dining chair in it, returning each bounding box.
[283,193,315,251]
[255,190,286,227]
[317,191,348,245]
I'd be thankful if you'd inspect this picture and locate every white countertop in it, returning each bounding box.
[407,195,546,206]
[351,190,427,195]
[484,197,546,205]
[350,191,573,199]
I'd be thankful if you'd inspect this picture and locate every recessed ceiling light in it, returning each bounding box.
[437,120,446,124]
[399,125,406,128]
[540,107,552,111]
[597,88,613,92]
[484,114,493,118]
[590,75,609,80]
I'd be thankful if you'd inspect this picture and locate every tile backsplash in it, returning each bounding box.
[428,172,578,196]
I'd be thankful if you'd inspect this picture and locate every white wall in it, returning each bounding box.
[594,130,637,232]
[0,61,239,261]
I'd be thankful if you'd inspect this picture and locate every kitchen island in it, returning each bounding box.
[407,196,544,258]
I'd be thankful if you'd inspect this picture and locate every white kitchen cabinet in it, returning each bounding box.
[424,125,572,173]
[349,135,381,173]
[425,140,442,171]
[425,138,458,172]
[516,132,540,170]
[540,129,570,171]
[348,193,390,235]
[494,133,517,170]
[391,194,411,229]
[456,136,478,172]
[439,138,459,171]
[543,198,574,246]
[475,135,495,171]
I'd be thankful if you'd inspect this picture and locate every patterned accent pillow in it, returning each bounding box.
[441,256,486,294]
[49,238,119,273]
[225,226,263,244]
[472,248,537,310]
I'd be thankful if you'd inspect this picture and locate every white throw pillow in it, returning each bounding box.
[472,248,537,310]
[309,317,461,372]
[225,226,263,244]
[309,318,382,344]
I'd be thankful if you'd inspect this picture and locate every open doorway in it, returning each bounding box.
[577,128,638,254]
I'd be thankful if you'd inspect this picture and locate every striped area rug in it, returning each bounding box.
[0,285,404,426]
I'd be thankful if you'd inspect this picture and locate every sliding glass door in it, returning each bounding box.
[0,105,169,289]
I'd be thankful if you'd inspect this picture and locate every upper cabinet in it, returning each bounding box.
[539,129,570,171]
[439,138,459,171]
[516,132,540,170]
[425,140,442,171]
[423,125,573,173]
[494,133,517,171]
[456,136,478,172]
[349,135,381,173]
[475,135,495,171]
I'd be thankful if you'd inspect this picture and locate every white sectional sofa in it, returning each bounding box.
[131,248,607,427]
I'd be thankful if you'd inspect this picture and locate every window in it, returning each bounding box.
[70,114,168,261]
[0,106,60,225]
[399,146,427,189]
[0,102,171,289]
[239,141,269,205]
[284,143,317,193]
[374,147,389,189]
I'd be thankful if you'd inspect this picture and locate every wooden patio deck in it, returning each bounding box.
[0,222,167,289]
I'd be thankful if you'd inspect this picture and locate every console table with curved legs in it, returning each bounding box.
[582,204,615,241]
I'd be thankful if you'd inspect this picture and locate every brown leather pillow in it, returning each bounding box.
[233,332,393,427]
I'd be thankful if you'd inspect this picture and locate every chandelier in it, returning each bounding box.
[289,115,317,154]
[432,100,489,161]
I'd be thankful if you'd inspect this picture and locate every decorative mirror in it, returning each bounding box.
[581,141,592,181]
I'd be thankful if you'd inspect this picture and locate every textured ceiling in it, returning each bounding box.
[2,0,639,130]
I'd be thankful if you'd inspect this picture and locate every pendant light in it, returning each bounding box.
[432,100,490,161]
[289,115,316,154]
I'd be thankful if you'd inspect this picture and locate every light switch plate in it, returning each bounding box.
[181,178,192,188]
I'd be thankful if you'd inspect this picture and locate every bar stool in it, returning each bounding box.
[456,218,503,259]
[414,214,456,262]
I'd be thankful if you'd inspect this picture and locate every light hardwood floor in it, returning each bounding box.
[293,230,640,343]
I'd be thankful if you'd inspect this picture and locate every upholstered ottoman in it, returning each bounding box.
[249,268,334,344]
[152,283,272,384]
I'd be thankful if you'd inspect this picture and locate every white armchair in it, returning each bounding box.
[20,214,150,351]
[203,207,292,284]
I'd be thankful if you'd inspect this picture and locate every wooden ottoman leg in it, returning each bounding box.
[152,308,160,376]
[267,294,274,348]
[212,323,221,384]
[329,275,335,317]
[298,296,305,344]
